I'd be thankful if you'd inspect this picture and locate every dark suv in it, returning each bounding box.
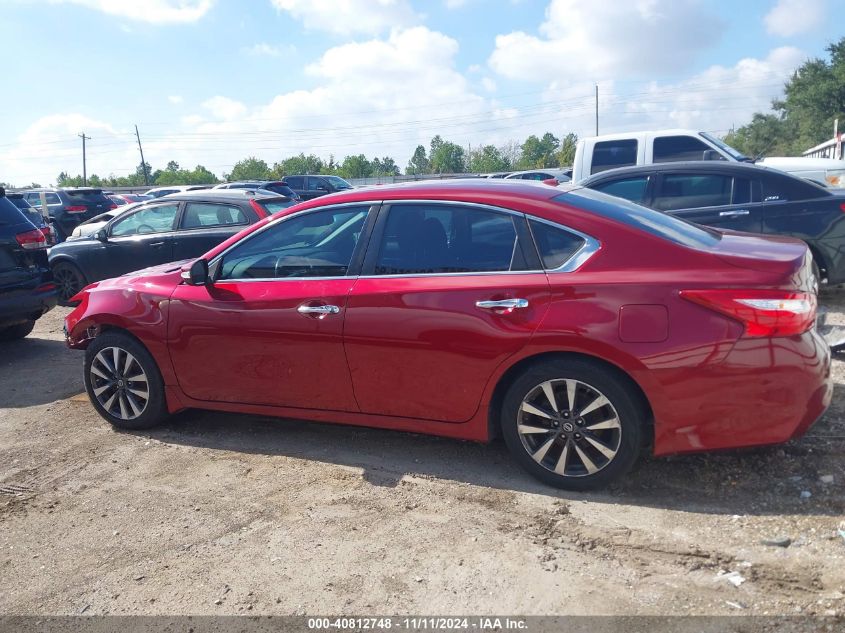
[0,188,57,340]
[283,175,353,201]
[6,192,55,245]
[24,188,117,243]
[214,180,301,201]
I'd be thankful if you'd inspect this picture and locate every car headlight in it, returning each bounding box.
[825,169,845,187]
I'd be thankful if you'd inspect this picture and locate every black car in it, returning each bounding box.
[0,188,57,340]
[215,180,301,201]
[283,175,353,201]
[49,189,295,302]
[580,161,845,283]
[23,188,116,243]
[6,192,55,244]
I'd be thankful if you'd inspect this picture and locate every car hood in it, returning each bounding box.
[72,259,192,302]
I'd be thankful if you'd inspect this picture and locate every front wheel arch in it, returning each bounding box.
[488,351,654,446]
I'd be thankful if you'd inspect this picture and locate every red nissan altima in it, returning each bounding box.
[64,180,832,490]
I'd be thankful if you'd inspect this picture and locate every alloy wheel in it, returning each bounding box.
[54,265,83,302]
[517,379,622,478]
[89,346,149,420]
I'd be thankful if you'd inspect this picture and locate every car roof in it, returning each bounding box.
[158,188,290,202]
[580,160,789,182]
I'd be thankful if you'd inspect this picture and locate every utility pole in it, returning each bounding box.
[78,132,90,185]
[595,84,599,136]
[135,124,150,186]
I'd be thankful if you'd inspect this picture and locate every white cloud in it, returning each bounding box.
[201,96,247,120]
[481,77,496,92]
[242,42,296,57]
[270,0,419,35]
[444,0,468,7]
[764,0,826,37]
[490,0,722,81]
[45,0,212,24]
[168,95,184,104]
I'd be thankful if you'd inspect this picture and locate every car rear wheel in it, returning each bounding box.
[84,332,169,430]
[501,359,644,491]
[0,320,36,341]
[52,261,86,304]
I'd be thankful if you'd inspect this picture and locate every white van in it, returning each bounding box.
[572,129,845,187]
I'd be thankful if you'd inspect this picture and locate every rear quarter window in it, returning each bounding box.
[591,139,638,175]
[555,188,721,249]
[0,197,32,225]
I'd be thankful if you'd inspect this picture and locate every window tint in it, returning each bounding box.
[653,135,714,163]
[591,139,638,175]
[760,173,828,202]
[67,189,111,205]
[307,178,326,192]
[519,172,550,181]
[256,199,296,214]
[591,176,649,203]
[0,197,30,225]
[653,174,733,211]
[111,203,179,237]
[284,176,304,189]
[529,220,586,269]
[733,177,752,204]
[262,183,297,197]
[554,189,721,249]
[374,204,527,275]
[219,207,367,280]
[46,193,60,204]
[182,203,247,229]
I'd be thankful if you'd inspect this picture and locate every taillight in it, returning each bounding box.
[40,226,52,242]
[15,228,48,250]
[839,203,845,213]
[249,199,269,218]
[680,289,816,337]
[65,205,87,213]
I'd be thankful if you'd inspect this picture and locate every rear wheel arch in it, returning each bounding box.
[488,351,654,446]
[805,243,827,280]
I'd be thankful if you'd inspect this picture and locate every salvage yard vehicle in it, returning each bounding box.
[580,161,845,283]
[6,192,55,245]
[0,188,56,340]
[23,187,116,243]
[64,180,831,490]
[49,189,295,303]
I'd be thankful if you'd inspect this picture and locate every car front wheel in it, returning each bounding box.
[84,332,169,430]
[501,358,644,491]
[52,261,86,304]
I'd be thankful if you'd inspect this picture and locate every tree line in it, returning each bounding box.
[48,131,579,188]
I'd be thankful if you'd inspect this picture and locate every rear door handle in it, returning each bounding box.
[149,241,166,247]
[297,304,341,318]
[719,210,750,217]
[476,298,529,311]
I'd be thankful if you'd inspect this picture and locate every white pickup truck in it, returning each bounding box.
[571,129,845,187]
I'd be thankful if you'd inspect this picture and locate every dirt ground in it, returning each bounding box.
[0,296,844,617]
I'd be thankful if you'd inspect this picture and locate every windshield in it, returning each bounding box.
[324,176,352,190]
[554,188,722,250]
[700,132,750,161]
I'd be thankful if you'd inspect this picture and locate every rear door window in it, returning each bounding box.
[591,176,650,204]
[653,136,715,162]
[591,139,638,175]
[285,176,304,189]
[181,203,248,229]
[653,174,733,210]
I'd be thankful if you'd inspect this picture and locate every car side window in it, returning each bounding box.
[733,177,752,204]
[110,203,180,237]
[761,174,827,202]
[285,176,303,189]
[591,140,638,175]
[653,136,716,162]
[218,206,368,280]
[528,220,586,270]
[653,174,733,211]
[307,178,325,191]
[592,177,649,203]
[374,204,528,275]
[181,203,248,229]
[46,193,60,204]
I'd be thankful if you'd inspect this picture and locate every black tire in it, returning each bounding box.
[0,320,36,341]
[83,331,169,430]
[52,261,86,304]
[500,358,644,491]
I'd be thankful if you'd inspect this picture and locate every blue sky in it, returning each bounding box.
[0,0,839,185]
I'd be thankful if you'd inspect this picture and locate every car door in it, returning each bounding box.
[652,172,762,233]
[99,201,179,277]
[343,201,551,424]
[171,201,253,262]
[167,203,375,410]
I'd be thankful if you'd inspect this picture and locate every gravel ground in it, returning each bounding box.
[0,299,843,617]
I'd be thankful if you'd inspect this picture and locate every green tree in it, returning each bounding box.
[468,144,509,173]
[723,114,797,158]
[338,154,372,179]
[406,145,430,175]
[228,156,271,181]
[557,132,578,167]
[519,132,560,168]
[429,135,465,173]
[271,153,324,177]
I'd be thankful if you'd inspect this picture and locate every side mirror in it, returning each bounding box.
[95,229,108,242]
[181,259,209,286]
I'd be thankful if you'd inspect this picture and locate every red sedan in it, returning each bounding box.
[64,180,832,490]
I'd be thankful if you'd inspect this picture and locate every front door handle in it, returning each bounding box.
[719,210,750,217]
[149,241,166,247]
[297,304,341,318]
[476,298,529,311]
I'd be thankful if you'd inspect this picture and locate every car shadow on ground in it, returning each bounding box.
[139,388,845,517]
[0,337,81,408]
